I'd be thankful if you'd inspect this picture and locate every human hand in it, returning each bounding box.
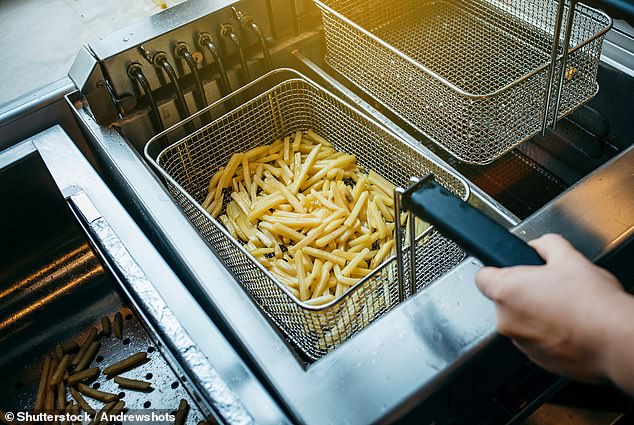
[475,234,627,383]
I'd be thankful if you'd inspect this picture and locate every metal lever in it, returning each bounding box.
[152,51,191,120]
[550,0,579,131]
[174,42,208,112]
[221,24,253,84]
[127,63,164,133]
[402,176,544,268]
[174,42,211,123]
[198,33,232,96]
[233,7,273,71]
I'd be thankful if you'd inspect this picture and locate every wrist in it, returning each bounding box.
[592,291,634,384]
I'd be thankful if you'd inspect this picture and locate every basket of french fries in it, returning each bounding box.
[145,69,469,359]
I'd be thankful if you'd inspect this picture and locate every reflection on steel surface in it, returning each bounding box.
[70,192,255,425]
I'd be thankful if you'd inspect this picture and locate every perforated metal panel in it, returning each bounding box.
[150,72,468,360]
[315,0,611,164]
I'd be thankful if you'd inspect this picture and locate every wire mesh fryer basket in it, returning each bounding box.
[145,69,469,360]
[314,0,612,165]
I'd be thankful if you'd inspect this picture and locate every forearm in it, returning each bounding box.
[597,292,634,396]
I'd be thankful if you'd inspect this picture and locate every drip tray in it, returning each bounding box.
[0,144,208,424]
[0,238,207,425]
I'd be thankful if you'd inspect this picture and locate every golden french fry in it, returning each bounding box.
[303,247,346,266]
[344,191,369,228]
[203,130,404,304]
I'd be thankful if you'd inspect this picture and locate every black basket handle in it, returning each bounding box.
[400,176,544,269]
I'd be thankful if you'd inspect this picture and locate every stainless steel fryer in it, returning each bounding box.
[3,0,632,422]
[315,0,612,164]
[145,69,469,360]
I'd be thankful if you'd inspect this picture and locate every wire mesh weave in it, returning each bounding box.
[154,75,468,360]
[315,0,611,164]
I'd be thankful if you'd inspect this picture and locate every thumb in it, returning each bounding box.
[475,266,504,300]
[528,233,577,263]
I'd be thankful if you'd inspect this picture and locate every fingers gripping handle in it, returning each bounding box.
[401,177,544,268]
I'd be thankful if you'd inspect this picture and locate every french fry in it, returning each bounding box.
[34,356,51,412]
[311,261,334,299]
[75,341,101,373]
[203,129,418,304]
[101,316,111,336]
[248,193,286,221]
[202,168,224,209]
[344,191,369,228]
[114,312,123,340]
[368,170,395,197]
[67,368,100,386]
[371,240,396,268]
[175,399,189,425]
[103,352,147,377]
[70,386,96,415]
[304,294,335,306]
[77,383,118,403]
[303,247,346,266]
[73,328,97,366]
[295,251,309,301]
[61,342,80,354]
[306,129,333,147]
[292,131,303,151]
[56,381,66,410]
[90,400,117,425]
[291,144,320,193]
[283,136,290,163]
[114,376,152,391]
[340,248,370,277]
[245,145,269,159]
[50,354,71,385]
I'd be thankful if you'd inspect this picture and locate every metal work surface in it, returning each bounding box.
[316,0,611,164]
[0,126,288,425]
[33,0,630,421]
[0,0,631,421]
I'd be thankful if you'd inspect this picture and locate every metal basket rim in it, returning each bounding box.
[145,68,471,311]
[314,0,612,99]
[329,63,601,165]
